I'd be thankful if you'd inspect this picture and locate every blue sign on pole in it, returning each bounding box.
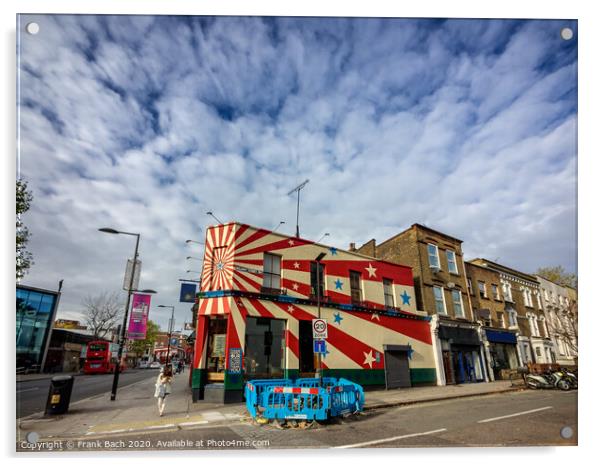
[313,339,327,354]
[179,283,197,303]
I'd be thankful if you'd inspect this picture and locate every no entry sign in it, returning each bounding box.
[312,318,328,339]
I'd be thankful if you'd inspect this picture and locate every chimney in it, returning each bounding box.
[349,242,356,251]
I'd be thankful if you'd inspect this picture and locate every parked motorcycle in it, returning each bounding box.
[559,368,578,389]
[526,370,571,391]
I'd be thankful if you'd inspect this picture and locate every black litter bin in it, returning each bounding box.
[45,375,74,415]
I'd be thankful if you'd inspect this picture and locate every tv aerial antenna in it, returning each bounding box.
[287,179,310,238]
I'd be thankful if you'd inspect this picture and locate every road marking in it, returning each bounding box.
[333,428,448,449]
[477,406,553,423]
[17,387,40,393]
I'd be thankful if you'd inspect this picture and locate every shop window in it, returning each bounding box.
[205,318,227,379]
[350,270,362,304]
[383,278,394,308]
[427,244,440,269]
[262,253,281,292]
[244,317,285,379]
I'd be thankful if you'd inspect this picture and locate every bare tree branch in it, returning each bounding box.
[82,291,124,340]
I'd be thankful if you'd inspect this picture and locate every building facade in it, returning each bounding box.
[360,224,486,386]
[470,259,554,366]
[192,222,437,403]
[16,284,61,373]
[465,262,519,380]
[536,276,577,366]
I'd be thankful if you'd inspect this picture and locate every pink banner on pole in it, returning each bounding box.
[128,293,151,340]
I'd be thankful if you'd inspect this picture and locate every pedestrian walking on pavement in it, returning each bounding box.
[154,364,173,416]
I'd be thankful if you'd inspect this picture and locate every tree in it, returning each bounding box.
[535,265,577,288]
[82,292,124,340]
[128,320,160,358]
[547,300,578,359]
[16,179,34,281]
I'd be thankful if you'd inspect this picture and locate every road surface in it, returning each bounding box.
[16,370,157,419]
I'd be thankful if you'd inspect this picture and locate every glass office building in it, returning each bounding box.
[16,285,59,371]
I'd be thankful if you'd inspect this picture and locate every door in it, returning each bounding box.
[442,350,454,385]
[298,320,315,376]
[384,350,411,389]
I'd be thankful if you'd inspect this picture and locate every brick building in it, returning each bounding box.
[536,276,577,366]
[470,259,554,365]
[355,224,487,386]
[465,262,519,380]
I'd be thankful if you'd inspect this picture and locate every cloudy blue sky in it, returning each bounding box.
[17,15,577,330]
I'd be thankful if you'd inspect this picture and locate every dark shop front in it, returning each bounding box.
[439,324,485,384]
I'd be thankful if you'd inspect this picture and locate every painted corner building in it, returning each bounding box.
[191,222,436,403]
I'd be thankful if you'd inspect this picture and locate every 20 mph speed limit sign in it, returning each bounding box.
[312,318,328,339]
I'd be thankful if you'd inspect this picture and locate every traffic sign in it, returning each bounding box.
[314,339,327,354]
[312,318,328,339]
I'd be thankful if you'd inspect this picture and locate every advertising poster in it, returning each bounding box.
[127,293,151,340]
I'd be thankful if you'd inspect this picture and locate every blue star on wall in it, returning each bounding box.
[401,291,411,305]
[407,344,415,360]
[334,278,344,290]
[329,247,338,255]
[333,312,343,325]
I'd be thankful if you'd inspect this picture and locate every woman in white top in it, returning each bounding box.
[154,364,173,416]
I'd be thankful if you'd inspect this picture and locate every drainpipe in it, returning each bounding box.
[430,314,446,386]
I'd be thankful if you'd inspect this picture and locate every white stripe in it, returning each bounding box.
[179,420,209,426]
[477,406,553,424]
[334,428,447,449]
[17,387,39,393]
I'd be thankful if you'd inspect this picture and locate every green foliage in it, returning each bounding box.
[16,179,34,280]
[129,320,160,357]
[535,265,577,288]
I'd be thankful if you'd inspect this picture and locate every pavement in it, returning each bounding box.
[17,370,524,443]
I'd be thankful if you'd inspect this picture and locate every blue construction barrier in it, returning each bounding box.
[245,377,364,421]
[329,378,364,416]
[261,385,329,421]
[244,379,292,418]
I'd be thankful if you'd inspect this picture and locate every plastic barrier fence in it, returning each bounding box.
[329,383,363,417]
[337,378,365,410]
[261,386,330,421]
[295,377,338,389]
[245,379,292,418]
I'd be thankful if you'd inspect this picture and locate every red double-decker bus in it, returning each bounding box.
[83,341,120,374]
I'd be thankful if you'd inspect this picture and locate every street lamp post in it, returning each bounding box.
[158,305,175,365]
[99,228,156,401]
[315,252,326,386]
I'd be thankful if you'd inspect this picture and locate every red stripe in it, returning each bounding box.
[234,259,264,266]
[210,298,219,315]
[282,277,311,297]
[247,299,276,318]
[233,270,262,291]
[234,223,250,242]
[282,259,309,272]
[350,311,432,345]
[235,228,271,253]
[236,237,313,258]
[326,322,384,369]
[285,329,299,360]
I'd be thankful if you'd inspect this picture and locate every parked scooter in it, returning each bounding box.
[559,368,578,389]
[526,370,571,391]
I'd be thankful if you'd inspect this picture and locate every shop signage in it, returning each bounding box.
[313,339,327,354]
[228,348,242,373]
[312,318,328,339]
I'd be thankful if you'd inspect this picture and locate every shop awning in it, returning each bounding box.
[485,329,517,344]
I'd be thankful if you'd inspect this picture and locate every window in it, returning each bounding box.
[502,281,513,302]
[491,284,500,300]
[508,310,518,327]
[262,253,281,290]
[451,289,464,317]
[467,278,473,295]
[523,288,533,307]
[478,281,487,299]
[535,347,542,357]
[536,292,542,309]
[349,270,362,304]
[427,244,440,269]
[539,316,549,338]
[433,286,446,314]
[446,250,458,274]
[528,314,540,337]
[497,311,506,328]
[310,262,325,297]
[383,279,395,308]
